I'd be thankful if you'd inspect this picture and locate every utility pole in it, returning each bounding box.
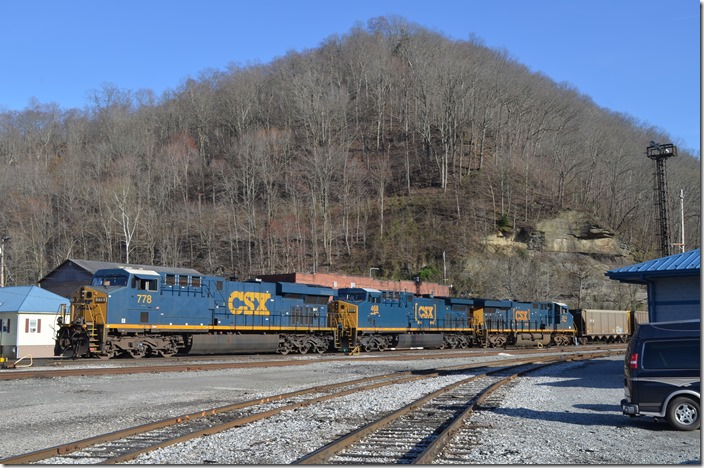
[0,236,10,287]
[672,189,685,253]
[646,142,677,257]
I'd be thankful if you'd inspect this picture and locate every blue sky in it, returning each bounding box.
[1,0,700,154]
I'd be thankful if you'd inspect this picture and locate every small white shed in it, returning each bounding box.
[0,286,69,359]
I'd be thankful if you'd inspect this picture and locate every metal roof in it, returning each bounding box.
[0,286,69,313]
[606,248,700,283]
[68,259,202,275]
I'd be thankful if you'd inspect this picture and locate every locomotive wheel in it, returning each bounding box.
[128,341,149,358]
[489,335,507,347]
[277,337,294,355]
[555,335,571,346]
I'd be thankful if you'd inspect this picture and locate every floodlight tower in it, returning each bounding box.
[646,141,677,257]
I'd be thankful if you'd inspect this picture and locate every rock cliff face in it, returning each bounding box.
[470,210,642,309]
[532,210,627,256]
[485,210,628,258]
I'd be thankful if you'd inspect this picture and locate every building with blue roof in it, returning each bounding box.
[606,249,700,322]
[0,286,69,359]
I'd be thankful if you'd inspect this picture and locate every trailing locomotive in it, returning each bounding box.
[471,298,575,347]
[330,288,575,350]
[330,288,476,352]
[54,267,338,358]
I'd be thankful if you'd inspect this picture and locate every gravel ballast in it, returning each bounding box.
[0,353,700,464]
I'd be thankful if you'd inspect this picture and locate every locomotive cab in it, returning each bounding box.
[54,268,175,359]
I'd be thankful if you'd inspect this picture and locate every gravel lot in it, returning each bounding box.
[0,352,699,464]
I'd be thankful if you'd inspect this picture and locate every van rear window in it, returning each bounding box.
[642,339,700,370]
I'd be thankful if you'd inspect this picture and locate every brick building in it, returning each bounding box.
[257,272,450,297]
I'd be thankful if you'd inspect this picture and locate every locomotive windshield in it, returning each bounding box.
[91,274,128,287]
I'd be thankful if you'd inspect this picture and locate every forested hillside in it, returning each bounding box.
[0,17,699,307]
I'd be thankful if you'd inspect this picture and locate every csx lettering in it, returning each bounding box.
[417,305,435,320]
[515,310,529,321]
[228,291,271,315]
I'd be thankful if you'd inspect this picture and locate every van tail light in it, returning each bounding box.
[629,353,638,369]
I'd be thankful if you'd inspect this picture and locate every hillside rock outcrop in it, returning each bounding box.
[485,210,628,258]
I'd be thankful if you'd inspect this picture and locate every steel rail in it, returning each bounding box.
[0,344,626,380]
[0,349,620,464]
[295,350,619,464]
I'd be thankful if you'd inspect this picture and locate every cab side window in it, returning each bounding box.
[132,277,158,292]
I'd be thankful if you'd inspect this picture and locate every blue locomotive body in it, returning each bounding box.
[55,267,336,358]
[55,266,578,358]
[472,298,575,347]
[330,288,575,351]
[333,287,475,351]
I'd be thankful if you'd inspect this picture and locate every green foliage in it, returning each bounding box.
[497,214,512,233]
[417,264,440,282]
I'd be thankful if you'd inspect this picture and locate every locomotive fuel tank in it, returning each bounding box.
[187,334,280,354]
[395,333,444,348]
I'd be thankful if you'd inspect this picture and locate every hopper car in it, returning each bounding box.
[570,309,649,344]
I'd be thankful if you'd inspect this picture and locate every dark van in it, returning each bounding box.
[621,320,700,430]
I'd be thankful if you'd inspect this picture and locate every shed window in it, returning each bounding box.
[165,274,176,286]
[179,275,189,287]
[25,318,41,333]
[191,276,201,287]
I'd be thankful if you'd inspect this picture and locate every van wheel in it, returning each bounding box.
[666,397,700,431]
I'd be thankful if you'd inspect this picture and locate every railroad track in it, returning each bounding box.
[294,351,614,464]
[0,348,620,464]
[0,344,626,381]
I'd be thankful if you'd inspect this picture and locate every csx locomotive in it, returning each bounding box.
[54,266,576,358]
[333,288,575,351]
[54,267,337,358]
